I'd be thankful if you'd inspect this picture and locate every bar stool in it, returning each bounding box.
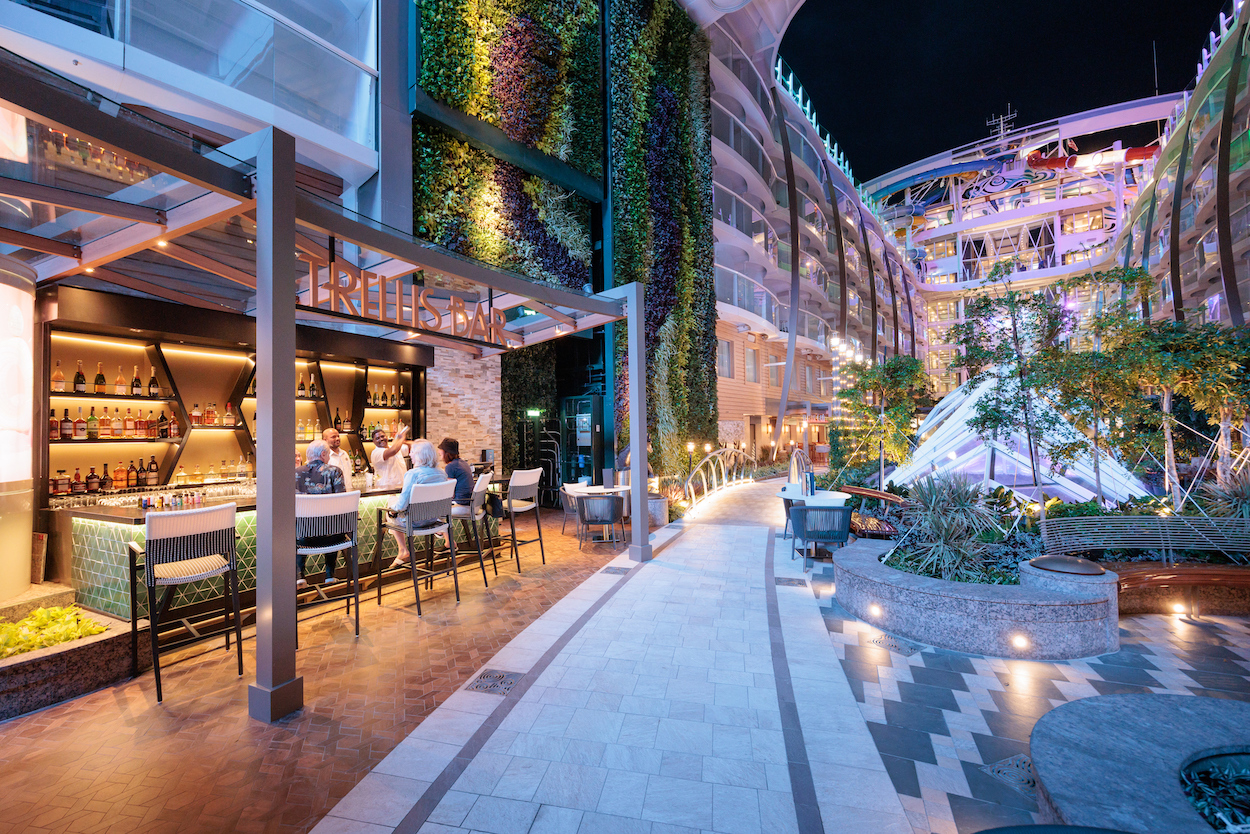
[501,467,545,571]
[128,503,242,703]
[296,490,362,636]
[376,480,457,615]
[450,472,495,582]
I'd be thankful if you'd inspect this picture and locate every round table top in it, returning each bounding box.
[566,484,630,494]
[775,487,851,506]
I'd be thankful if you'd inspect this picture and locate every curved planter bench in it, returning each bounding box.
[831,544,1118,659]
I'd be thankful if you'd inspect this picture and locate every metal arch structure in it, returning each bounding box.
[684,448,758,509]
[890,374,1150,505]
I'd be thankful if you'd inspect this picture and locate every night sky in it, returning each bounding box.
[779,0,1230,183]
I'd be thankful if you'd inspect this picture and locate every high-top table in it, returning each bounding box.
[775,485,852,507]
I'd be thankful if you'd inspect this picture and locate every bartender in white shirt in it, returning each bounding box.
[322,427,353,483]
[370,423,410,488]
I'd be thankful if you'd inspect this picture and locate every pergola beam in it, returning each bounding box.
[0,175,167,225]
[159,242,257,288]
[87,266,240,311]
[0,225,80,259]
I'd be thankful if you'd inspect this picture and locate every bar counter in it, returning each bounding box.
[49,488,415,620]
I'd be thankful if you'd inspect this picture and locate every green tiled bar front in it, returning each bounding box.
[68,495,499,620]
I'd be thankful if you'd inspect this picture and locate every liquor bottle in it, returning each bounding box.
[124,408,135,437]
[206,463,217,483]
[158,411,169,438]
[334,408,342,431]
[131,365,142,397]
[60,409,73,439]
[51,470,66,495]
[191,403,202,426]
[100,463,113,492]
[70,468,86,495]
[112,461,126,488]
[111,408,123,438]
[147,456,159,486]
[49,408,59,441]
[86,407,99,440]
[296,417,305,441]
[126,461,139,488]
[314,418,321,437]
[308,374,318,399]
[73,360,86,393]
[342,412,352,433]
[191,464,203,484]
[51,360,65,392]
[72,407,87,440]
[174,465,188,486]
[247,453,255,478]
[229,458,238,479]
[135,411,147,437]
[297,373,306,398]
[399,385,407,408]
[93,362,106,394]
[225,402,235,426]
[99,407,111,439]
[168,411,180,438]
[148,367,159,398]
[390,385,397,407]
[205,402,216,426]
[147,411,157,438]
[114,366,127,396]
[86,467,100,493]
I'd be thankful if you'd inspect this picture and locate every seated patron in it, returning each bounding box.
[438,438,474,505]
[388,439,451,567]
[296,439,347,588]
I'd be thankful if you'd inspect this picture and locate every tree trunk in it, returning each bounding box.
[1218,405,1233,486]
[1162,387,1183,509]
[1243,411,1250,456]
[1092,399,1104,506]
[879,399,886,490]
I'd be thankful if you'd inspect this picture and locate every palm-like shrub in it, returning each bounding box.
[1202,469,1250,519]
[895,474,1002,582]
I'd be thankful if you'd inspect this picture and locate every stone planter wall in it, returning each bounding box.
[832,543,1119,660]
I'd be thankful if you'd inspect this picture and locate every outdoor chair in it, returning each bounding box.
[781,496,804,538]
[789,505,853,572]
[560,483,581,535]
[296,490,362,636]
[450,472,496,582]
[376,480,458,616]
[128,502,242,702]
[575,493,626,551]
[499,467,546,571]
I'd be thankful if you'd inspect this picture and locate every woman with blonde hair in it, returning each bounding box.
[388,438,450,567]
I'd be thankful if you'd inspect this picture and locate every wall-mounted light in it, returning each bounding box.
[1172,603,1186,614]
[868,604,881,617]
[1011,634,1029,650]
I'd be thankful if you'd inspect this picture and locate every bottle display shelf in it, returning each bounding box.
[50,392,175,402]
[50,438,180,444]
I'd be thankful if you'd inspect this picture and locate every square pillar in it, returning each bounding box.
[248,127,303,722]
[626,280,652,562]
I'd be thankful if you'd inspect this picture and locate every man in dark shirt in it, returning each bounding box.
[438,438,474,505]
[296,439,346,588]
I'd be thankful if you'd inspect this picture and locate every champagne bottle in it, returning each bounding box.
[390,385,397,408]
[100,463,113,492]
[93,362,106,394]
[114,366,126,396]
[99,407,111,439]
[72,407,87,440]
[86,407,99,440]
[308,374,318,399]
[131,365,142,397]
[51,360,65,392]
[73,360,86,393]
[297,373,306,398]
[126,461,139,488]
[60,409,72,439]
[148,366,159,398]
[399,385,407,408]
[49,408,59,441]
[334,408,342,431]
[86,466,100,493]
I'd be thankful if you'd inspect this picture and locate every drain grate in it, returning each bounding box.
[980,754,1037,799]
[601,566,631,575]
[868,634,921,656]
[465,669,524,696]
[775,577,808,587]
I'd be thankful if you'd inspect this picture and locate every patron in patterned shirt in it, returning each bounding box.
[296,439,347,588]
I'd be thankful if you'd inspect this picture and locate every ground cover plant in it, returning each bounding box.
[0,606,105,660]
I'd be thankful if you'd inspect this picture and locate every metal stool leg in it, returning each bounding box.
[230,570,243,676]
[508,511,521,571]
[449,522,461,602]
[470,518,488,586]
[350,543,360,637]
[222,575,231,651]
[147,583,163,703]
[409,535,422,616]
[533,506,546,564]
[375,509,385,605]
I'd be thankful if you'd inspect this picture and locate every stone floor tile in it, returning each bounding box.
[460,795,540,834]
[595,769,650,818]
[427,790,480,827]
[575,811,653,834]
[492,756,551,802]
[529,805,584,834]
[654,718,714,755]
[531,762,609,812]
[711,783,761,834]
[313,818,397,834]
[330,774,432,827]
[640,776,714,830]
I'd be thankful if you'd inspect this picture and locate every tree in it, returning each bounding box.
[1179,323,1249,486]
[839,354,929,487]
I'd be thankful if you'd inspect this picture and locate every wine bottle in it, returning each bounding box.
[131,365,142,397]
[126,461,139,488]
[308,374,318,399]
[86,466,100,493]
[93,362,106,394]
[111,408,123,438]
[297,373,306,398]
[60,409,72,439]
[99,407,111,439]
[49,408,59,441]
[114,366,127,396]
[148,367,159,398]
[72,407,87,440]
[73,360,86,393]
[333,408,342,431]
[86,407,99,440]
[112,461,126,488]
[100,463,113,492]
[158,411,169,438]
[51,360,65,392]
[390,385,397,408]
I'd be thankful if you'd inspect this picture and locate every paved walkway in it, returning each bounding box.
[313,480,1250,834]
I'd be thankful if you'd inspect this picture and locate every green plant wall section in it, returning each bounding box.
[500,342,559,474]
[610,0,717,476]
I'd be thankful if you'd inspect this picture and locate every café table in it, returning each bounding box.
[775,484,852,507]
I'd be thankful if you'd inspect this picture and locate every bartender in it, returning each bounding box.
[322,427,352,483]
[371,423,410,488]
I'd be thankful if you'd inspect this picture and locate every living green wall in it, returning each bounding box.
[609,0,717,475]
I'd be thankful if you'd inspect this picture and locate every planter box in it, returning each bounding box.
[0,613,148,721]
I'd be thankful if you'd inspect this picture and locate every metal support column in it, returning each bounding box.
[771,88,802,462]
[1216,19,1249,327]
[248,127,302,722]
[625,280,652,562]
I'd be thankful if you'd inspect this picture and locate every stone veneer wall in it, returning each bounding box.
[425,348,502,471]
